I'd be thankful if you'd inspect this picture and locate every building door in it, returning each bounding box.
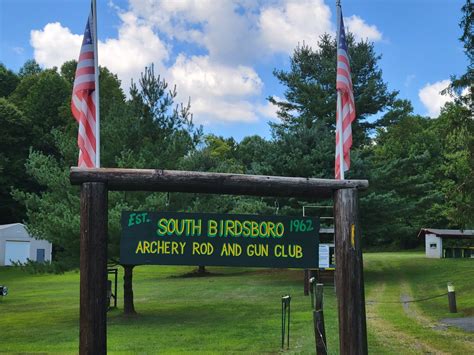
[36,248,45,262]
[4,241,30,265]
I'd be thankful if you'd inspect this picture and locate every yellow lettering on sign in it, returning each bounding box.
[143,241,151,253]
[247,244,269,257]
[192,242,214,255]
[274,244,302,258]
[135,241,144,254]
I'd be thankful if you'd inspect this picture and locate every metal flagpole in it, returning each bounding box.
[337,93,345,180]
[336,0,344,180]
[92,0,100,168]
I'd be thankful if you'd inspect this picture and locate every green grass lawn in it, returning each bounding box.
[0,253,472,353]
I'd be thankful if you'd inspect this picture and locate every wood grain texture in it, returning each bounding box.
[314,283,327,355]
[70,167,368,198]
[334,188,368,355]
[80,183,108,355]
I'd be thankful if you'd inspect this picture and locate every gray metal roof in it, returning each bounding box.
[418,228,474,239]
[0,223,24,230]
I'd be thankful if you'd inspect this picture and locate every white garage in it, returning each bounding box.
[0,223,52,266]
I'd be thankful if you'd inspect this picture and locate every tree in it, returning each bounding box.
[18,59,42,78]
[432,103,473,228]
[0,98,31,223]
[444,0,473,105]
[9,68,70,155]
[361,109,445,248]
[269,34,397,179]
[0,63,19,97]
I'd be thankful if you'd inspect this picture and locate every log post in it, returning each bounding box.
[304,269,310,295]
[314,283,327,355]
[80,182,108,355]
[123,265,136,314]
[334,188,368,355]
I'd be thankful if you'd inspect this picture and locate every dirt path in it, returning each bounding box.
[366,283,446,354]
[365,274,474,354]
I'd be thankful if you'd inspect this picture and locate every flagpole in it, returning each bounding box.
[337,93,345,180]
[336,0,344,180]
[92,0,100,168]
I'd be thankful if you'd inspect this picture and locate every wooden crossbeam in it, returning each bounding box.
[70,167,368,199]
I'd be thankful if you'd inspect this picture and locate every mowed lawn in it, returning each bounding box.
[0,253,473,354]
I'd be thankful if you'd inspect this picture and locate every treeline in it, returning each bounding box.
[0,14,472,266]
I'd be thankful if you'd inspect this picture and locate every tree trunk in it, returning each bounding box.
[123,264,136,314]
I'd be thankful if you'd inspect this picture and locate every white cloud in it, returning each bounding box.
[30,11,168,91]
[404,74,415,87]
[256,97,281,121]
[259,0,333,54]
[192,98,258,124]
[99,11,169,88]
[12,46,25,55]
[129,0,260,64]
[418,79,452,117]
[344,15,382,42]
[170,54,262,98]
[30,22,82,68]
[170,54,263,123]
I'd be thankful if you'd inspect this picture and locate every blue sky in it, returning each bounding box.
[0,0,467,141]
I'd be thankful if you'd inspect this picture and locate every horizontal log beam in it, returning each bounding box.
[70,167,368,199]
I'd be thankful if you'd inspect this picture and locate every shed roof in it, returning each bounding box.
[418,228,474,239]
[0,223,24,230]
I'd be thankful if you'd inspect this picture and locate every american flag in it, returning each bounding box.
[71,4,98,168]
[335,6,356,180]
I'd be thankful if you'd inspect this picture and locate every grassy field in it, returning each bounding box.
[0,252,472,354]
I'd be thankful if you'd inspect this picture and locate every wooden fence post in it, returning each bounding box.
[447,283,457,313]
[80,182,108,355]
[334,188,367,355]
[314,283,327,355]
[304,269,310,295]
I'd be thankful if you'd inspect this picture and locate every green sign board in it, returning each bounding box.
[120,212,319,269]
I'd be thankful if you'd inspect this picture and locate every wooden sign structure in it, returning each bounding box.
[70,167,369,355]
[121,211,319,268]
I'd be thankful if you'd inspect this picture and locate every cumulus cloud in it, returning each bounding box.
[30,22,83,68]
[99,11,169,87]
[30,11,168,91]
[418,79,452,117]
[12,46,25,55]
[170,54,263,123]
[256,97,281,121]
[170,54,262,98]
[259,0,333,54]
[344,15,382,42]
[129,0,260,64]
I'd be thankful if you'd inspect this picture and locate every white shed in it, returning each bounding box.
[0,223,52,266]
[418,228,474,259]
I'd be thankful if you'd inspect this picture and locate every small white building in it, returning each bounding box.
[0,223,52,266]
[418,228,474,259]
